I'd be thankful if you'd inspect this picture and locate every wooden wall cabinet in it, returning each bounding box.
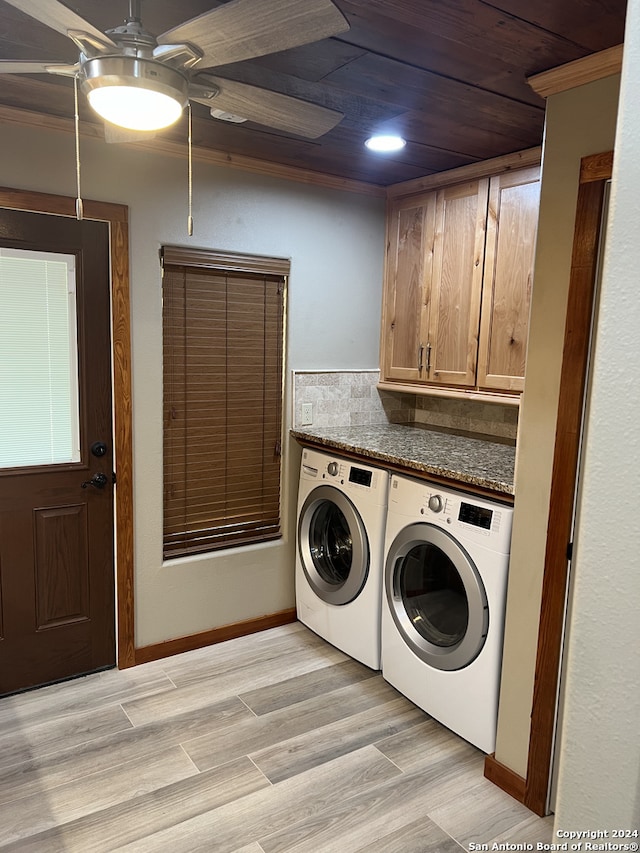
[381,192,435,385]
[381,164,540,397]
[477,166,540,392]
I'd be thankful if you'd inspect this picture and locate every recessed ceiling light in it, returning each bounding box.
[365,134,406,152]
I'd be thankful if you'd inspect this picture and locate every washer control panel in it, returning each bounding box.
[319,456,373,488]
[300,448,387,498]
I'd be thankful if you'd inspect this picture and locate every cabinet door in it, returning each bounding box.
[477,166,540,392]
[426,179,489,387]
[381,194,435,383]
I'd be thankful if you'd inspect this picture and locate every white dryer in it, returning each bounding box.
[382,473,514,753]
[296,447,389,670]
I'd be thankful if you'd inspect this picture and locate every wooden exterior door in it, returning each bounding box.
[0,208,115,695]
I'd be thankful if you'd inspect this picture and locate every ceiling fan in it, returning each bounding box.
[0,0,350,138]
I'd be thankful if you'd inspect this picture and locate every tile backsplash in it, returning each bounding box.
[292,370,518,441]
[413,393,518,440]
[293,370,412,428]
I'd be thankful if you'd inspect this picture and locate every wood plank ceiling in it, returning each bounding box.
[0,0,628,187]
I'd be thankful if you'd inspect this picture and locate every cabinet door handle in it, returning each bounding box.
[418,344,424,373]
[425,342,432,373]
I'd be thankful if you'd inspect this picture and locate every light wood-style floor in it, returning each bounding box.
[0,623,553,852]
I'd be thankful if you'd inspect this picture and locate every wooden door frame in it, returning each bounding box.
[0,186,135,669]
[484,150,613,814]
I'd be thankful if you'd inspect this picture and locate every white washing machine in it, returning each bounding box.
[296,447,389,670]
[382,473,514,753]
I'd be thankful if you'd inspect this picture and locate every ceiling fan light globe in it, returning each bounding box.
[81,56,188,132]
[88,86,182,131]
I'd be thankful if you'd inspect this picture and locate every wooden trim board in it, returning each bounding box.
[386,147,541,200]
[0,186,136,669]
[580,150,614,183]
[135,609,298,665]
[376,380,520,407]
[484,755,526,804]
[0,104,385,199]
[528,45,623,98]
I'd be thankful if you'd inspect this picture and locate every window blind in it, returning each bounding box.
[0,248,80,469]
[162,248,287,558]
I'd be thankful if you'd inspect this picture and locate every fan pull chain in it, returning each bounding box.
[187,103,194,236]
[73,76,84,221]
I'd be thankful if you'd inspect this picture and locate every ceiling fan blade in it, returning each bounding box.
[190,76,343,138]
[158,0,349,69]
[0,60,77,76]
[1,0,116,49]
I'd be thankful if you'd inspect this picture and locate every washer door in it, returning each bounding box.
[385,523,488,671]
[298,485,369,605]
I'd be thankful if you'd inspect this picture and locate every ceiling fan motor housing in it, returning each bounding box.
[81,55,189,108]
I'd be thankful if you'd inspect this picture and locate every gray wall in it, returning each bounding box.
[0,123,385,646]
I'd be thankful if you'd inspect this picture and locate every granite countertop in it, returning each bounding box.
[291,423,516,496]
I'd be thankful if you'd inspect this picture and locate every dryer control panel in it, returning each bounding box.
[425,491,494,531]
[389,474,513,553]
[421,490,503,538]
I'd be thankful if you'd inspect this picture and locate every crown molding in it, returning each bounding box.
[386,146,541,200]
[528,44,623,98]
[0,104,386,199]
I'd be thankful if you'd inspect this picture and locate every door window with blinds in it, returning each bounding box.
[0,247,80,468]
[162,246,288,558]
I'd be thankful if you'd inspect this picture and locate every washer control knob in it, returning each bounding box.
[428,494,444,513]
[327,461,339,476]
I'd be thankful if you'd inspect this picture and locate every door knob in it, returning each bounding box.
[81,472,109,490]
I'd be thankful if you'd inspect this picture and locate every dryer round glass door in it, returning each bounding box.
[298,485,369,605]
[385,522,488,670]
